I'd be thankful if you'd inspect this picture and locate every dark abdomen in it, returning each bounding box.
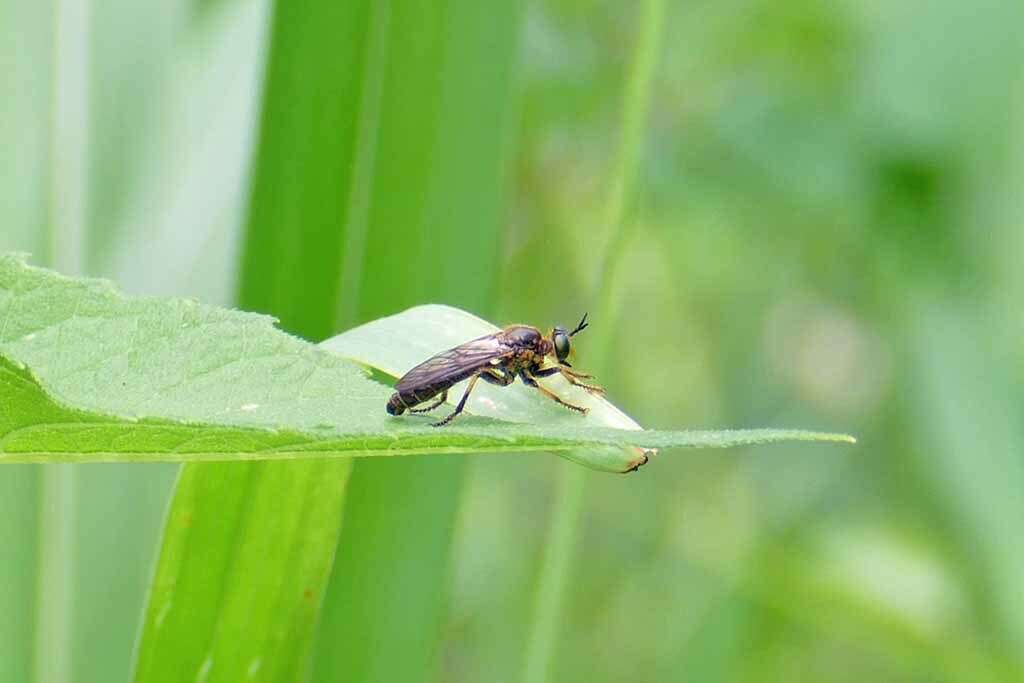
[387,392,409,415]
[387,380,447,415]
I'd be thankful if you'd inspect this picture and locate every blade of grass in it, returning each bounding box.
[0,2,54,679]
[310,3,526,679]
[35,467,74,683]
[911,302,1024,654]
[132,1,371,679]
[0,1,51,259]
[237,1,372,340]
[0,460,37,683]
[1,3,175,680]
[131,460,352,683]
[74,4,269,680]
[521,464,585,683]
[523,1,665,681]
[37,0,89,679]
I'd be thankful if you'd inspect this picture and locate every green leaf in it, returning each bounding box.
[0,255,853,471]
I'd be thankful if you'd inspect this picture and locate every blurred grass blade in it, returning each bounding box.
[239,1,371,340]
[0,2,52,260]
[912,303,1024,651]
[75,4,269,681]
[0,463,37,683]
[38,0,90,679]
[131,460,350,682]
[524,1,665,681]
[521,459,585,683]
[309,3,526,681]
[132,0,374,677]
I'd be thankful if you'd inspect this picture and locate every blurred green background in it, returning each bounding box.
[3,0,1023,681]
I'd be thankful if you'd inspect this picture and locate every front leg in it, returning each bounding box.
[559,367,606,396]
[561,367,594,380]
[532,365,605,396]
[519,370,588,414]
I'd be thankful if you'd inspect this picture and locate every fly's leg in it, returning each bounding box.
[562,367,594,380]
[408,391,448,413]
[532,365,605,396]
[433,375,479,427]
[519,370,588,415]
[478,367,514,386]
[432,369,512,426]
[559,367,605,395]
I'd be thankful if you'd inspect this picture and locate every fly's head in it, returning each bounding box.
[550,313,588,367]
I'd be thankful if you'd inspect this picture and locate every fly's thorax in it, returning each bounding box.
[502,325,543,349]
[506,347,541,374]
[537,337,554,358]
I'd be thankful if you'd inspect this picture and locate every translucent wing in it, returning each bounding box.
[395,334,511,394]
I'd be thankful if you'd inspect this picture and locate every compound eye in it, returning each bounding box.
[553,330,571,362]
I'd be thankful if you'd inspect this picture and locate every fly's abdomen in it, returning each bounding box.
[388,383,444,415]
[386,393,407,415]
[387,335,509,417]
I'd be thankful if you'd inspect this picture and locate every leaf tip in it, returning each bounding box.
[622,447,653,473]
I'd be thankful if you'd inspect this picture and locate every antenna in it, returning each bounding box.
[569,313,589,337]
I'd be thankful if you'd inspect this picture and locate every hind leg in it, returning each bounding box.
[408,391,448,413]
[433,375,480,427]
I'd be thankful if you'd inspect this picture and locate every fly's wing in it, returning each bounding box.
[395,334,511,395]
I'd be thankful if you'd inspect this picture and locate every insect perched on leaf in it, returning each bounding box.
[386,314,605,426]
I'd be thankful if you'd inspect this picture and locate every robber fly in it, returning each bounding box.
[386,314,604,426]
